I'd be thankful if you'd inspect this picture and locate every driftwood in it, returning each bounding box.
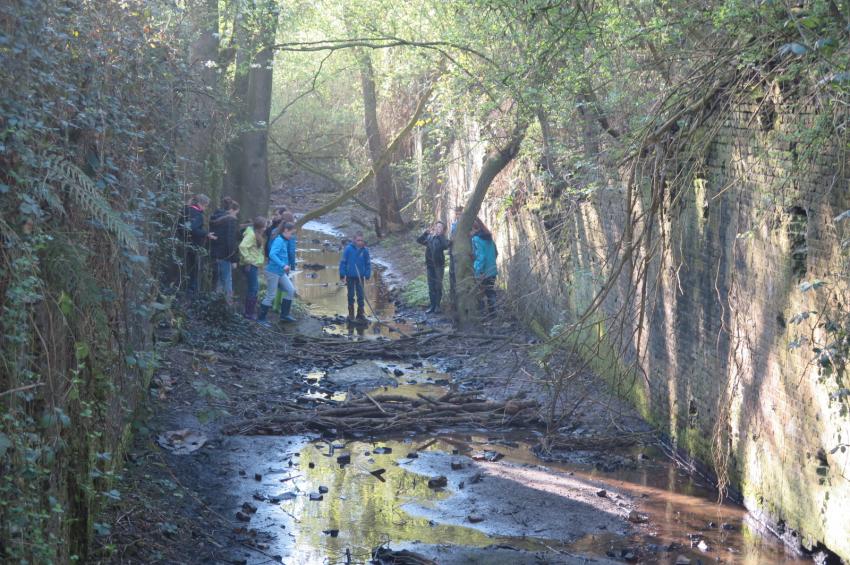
[224,390,540,436]
[371,545,436,565]
[277,329,514,363]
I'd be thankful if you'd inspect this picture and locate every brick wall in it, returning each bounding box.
[444,97,850,559]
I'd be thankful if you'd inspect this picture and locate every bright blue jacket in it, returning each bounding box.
[339,243,371,279]
[267,235,291,275]
[287,235,297,270]
[472,232,498,278]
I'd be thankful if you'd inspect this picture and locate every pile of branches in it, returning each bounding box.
[224,389,540,436]
[281,330,511,362]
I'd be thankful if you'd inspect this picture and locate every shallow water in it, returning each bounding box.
[224,430,812,564]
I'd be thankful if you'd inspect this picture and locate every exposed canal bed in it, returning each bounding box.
[102,223,819,564]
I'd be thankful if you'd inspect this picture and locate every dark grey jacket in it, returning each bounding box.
[417,231,450,269]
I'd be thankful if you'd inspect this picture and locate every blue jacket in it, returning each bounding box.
[267,235,291,275]
[472,232,498,278]
[287,235,297,270]
[339,243,371,279]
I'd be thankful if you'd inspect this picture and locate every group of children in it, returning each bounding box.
[180,195,498,325]
[179,197,299,325]
[179,196,376,326]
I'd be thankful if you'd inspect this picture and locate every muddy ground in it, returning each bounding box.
[93,182,811,564]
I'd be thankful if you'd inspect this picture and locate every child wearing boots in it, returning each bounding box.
[339,232,371,323]
[238,216,266,319]
[258,222,298,325]
[417,220,449,313]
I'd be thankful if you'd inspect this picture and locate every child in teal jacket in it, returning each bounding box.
[471,220,498,316]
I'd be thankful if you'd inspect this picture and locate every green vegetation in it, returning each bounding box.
[401,276,430,307]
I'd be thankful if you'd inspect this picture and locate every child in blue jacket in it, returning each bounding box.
[258,222,297,324]
[339,232,371,322]
[471,218,498,316]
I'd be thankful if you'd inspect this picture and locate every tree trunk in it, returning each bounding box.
[359,53,403,232]
[181,0,220,193]
[222,8,252,198]
[237,42,275,221]
[454,120,528,328]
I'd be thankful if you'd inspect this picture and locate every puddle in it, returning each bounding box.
[295,361,451,405]
[224,436,568,564]
[224,427,814,565]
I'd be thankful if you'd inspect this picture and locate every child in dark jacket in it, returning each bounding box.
[339,232,371,322]
[417,221,449,313]
[178,193,216,297]
[209,200,239,301]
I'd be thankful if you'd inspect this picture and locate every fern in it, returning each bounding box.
[45,159,140,253]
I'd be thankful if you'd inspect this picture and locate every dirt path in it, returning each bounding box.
[93,189,808,565]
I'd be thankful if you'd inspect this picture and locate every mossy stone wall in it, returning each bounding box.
[443,98,850,559]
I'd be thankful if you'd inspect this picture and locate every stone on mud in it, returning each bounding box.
[427,475,448,489]
[235,511,251,522]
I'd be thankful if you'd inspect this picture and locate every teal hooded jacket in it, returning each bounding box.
[472,231,498,278]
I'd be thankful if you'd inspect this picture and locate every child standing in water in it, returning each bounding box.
[238,216,266,319]
[258,222,297,325]
[339,232,371,323]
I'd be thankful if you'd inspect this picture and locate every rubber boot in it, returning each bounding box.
[279,299,296,323]
[347,303,356,323]
[356,304,367,322]
[257,303,270,325]
[244,296,257,319]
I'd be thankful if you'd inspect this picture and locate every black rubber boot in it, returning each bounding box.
[257,303,270,325]
[279,299,296,323]
[347,303,356,323]
[356,305,367,322]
